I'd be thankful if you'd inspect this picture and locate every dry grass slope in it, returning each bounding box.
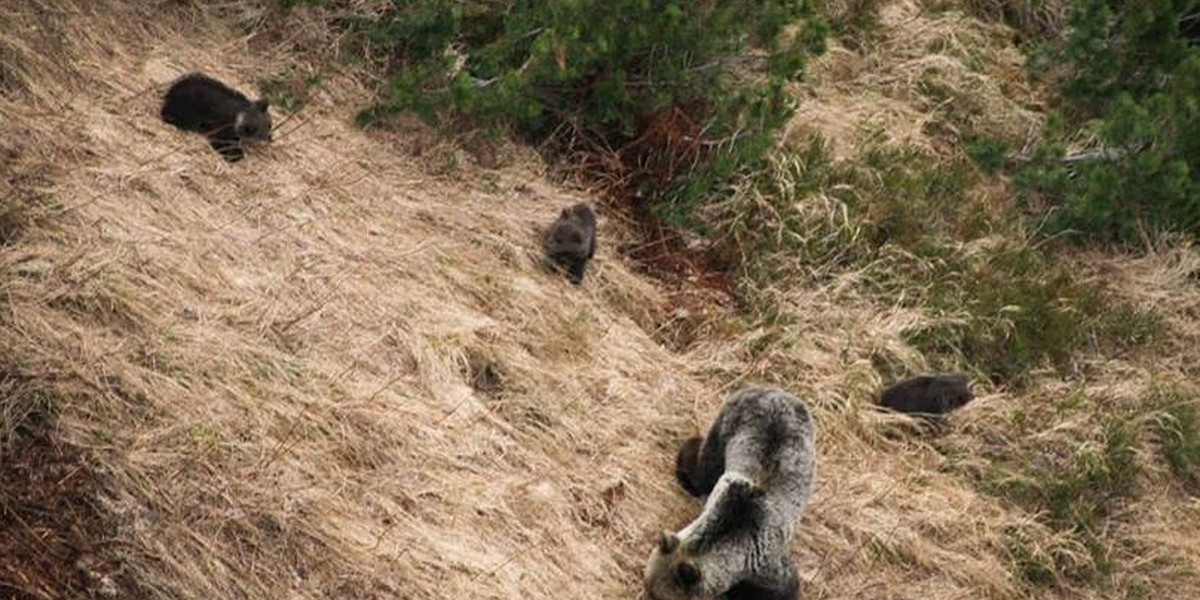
[1,2,694,598]
[796,0,1041,158]
[2,1,1199,600]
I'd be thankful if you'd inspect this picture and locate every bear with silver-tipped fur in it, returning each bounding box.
[645,386,817,600]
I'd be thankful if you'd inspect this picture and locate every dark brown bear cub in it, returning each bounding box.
[878,372,973,416]
[161,72,272,162]
[545,203,597,285]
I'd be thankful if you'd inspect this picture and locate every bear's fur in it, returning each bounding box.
[878,373,972,416]
[646,386,816,600]
[544,203,596,285]
[161,72,272,162]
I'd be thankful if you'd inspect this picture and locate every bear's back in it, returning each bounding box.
[161,73,250,132]
[717,388,816,524]
[879,373,972,415]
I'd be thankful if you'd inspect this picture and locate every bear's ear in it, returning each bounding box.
[254,98,270,111]
[675,562,701,587]
[658,531,680,554]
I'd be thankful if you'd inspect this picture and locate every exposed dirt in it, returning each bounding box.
[0,411,138,600]
[615,226,740,351]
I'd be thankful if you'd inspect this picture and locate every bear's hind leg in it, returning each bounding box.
[674,436,706,496]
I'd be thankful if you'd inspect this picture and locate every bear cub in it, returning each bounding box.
[544,203,596,285]
[161,72,272,162]
[878,372,973,416]
[646,386,817,600]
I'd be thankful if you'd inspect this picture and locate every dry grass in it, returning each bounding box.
[960,0,1072,41]
[791,0,1042,159]
[1,2,690,598]
[2,1,1199,600]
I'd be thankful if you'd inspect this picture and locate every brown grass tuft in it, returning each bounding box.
[792,0,1043,159]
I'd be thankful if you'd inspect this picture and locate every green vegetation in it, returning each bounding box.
[940,392,1146,588]
[1149,388,1200,491]
[260,69,323,114]
[283,0,828,225]
[1014,0,1200,243]
[908,243,1162,383]
[938,384,1200,591]
[706,138,985,284]
[278,13,1182,598]
[708,134,1160,386]
[965,134,1011,175]
[996,417,1140,532]
[1001,521,1117,588]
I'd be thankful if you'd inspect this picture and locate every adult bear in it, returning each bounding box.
[645,386,817,600]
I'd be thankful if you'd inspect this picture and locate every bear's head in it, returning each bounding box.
[643,530,704,600]
[643,477,765,600]
[549,223,586,254]
[234,98,273,143]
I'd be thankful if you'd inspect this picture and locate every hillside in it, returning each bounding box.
[3,1,1200,600]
